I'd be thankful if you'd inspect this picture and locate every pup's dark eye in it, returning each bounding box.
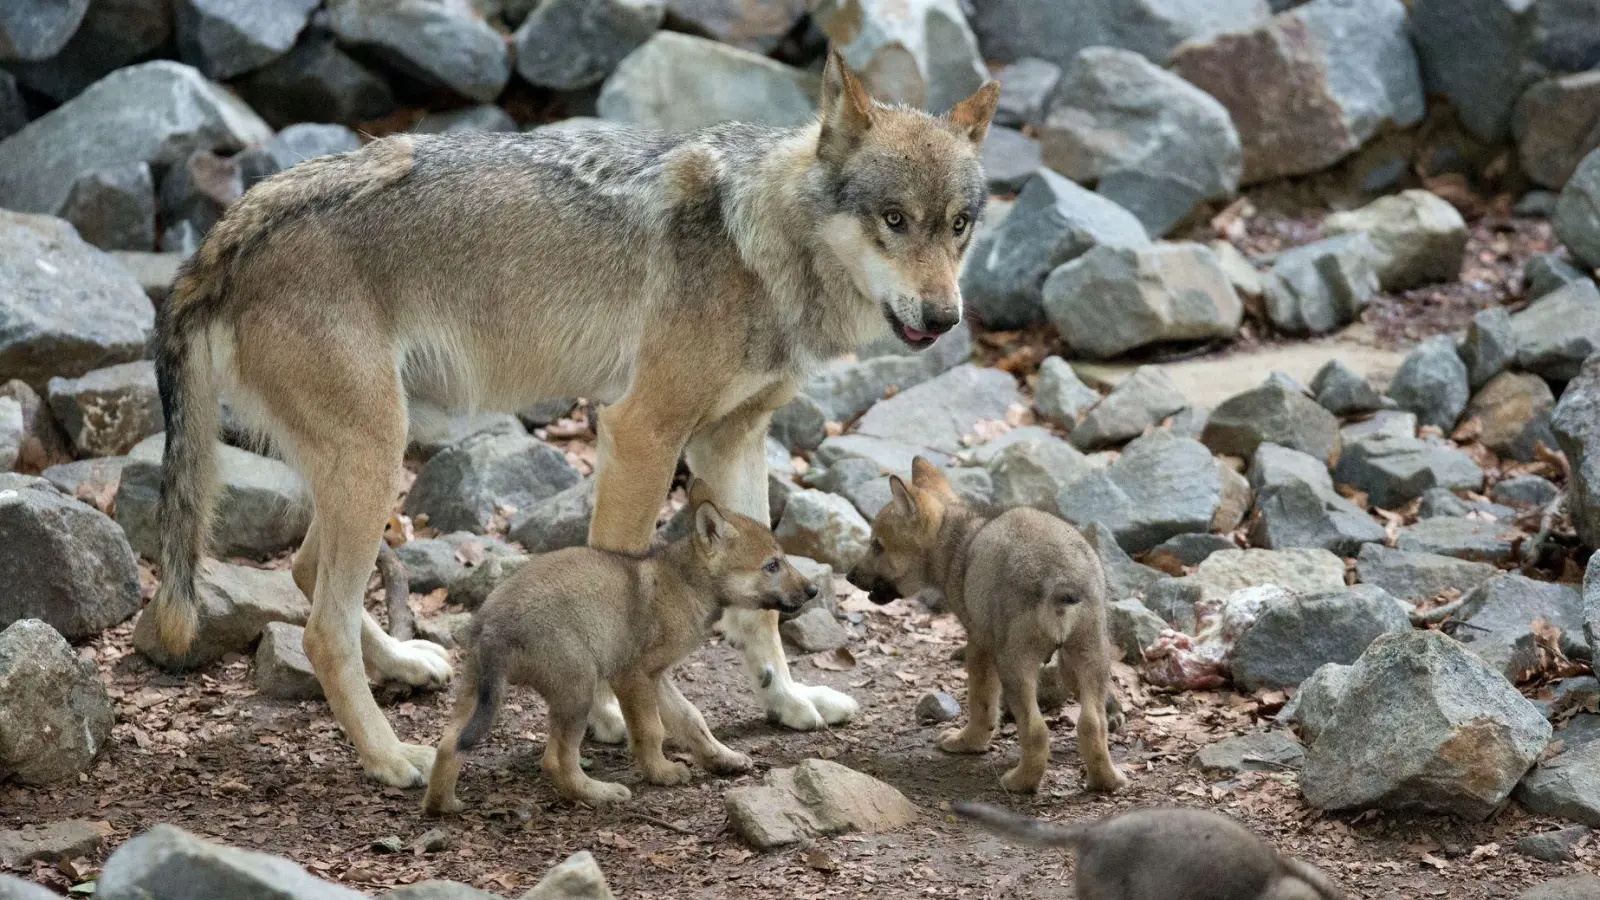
[763,558,781,574]
[871,539,884,554]
[884,211,906,231]
[953,214,969,235]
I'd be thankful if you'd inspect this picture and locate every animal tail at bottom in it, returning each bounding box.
[951,801,1090,848]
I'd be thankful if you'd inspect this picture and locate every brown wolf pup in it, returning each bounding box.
[952,802,1348,900]
[424,480,814,812]
[145,45,1000,787]
[847,458,1126,794]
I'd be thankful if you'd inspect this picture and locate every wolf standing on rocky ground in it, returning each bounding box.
[145,47,1001,788]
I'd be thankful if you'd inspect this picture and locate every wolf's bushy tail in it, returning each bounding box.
[148,268,224,657]
[455,643,506,752]
[951,801,1090,849]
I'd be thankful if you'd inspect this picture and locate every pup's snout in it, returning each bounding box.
[804,581,820,600]
[920,302,961,335]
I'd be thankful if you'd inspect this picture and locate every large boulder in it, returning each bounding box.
[1555,148,1600,270]
[1553,355,1600,550]
[726,759,916,850]
[0,61,271,217]
[851,364,1022,459]
[812,0,986,114]
[1516,71,1600,190]
[597,32,818,132]
[0,619,114,785]
[1509,279,1600,382]
[98,825,365,900]
[1037,47,1242,236]
[1308,358,1385,417]
[8,0,172,104]
[1193,547,1347,596]
[1516,742,1600,829]
[1169,0,1424,184]
[968,0,1269,70]
[1201,380,1340,464]
[1465,372,1558,463]
[1455,574,1589,681]
[1249,445,1385,556]
[775,490,871,570]
[238,30,397,128]
[513,0,664,91]
[59,162,157,253]
[1230,584,1410,691]
[985,437,1094,515]
[132,561,309,670]
[992,57,1061,129]
[176,0,321,80]
[1259,234,1380,336]
[960,169,1149,330]
[1354,544,1499,606]
[1033,356,1101,425]
[1322,189,1468,290]
[0,212,156,389]
[404,431,581,534]
[325,0,511,103]
[0,0,90,61]
[1069,366,1187,451]
[47,361,162,458]
[508,478,597,554]
[1300,630,1551,819]
[1042,242,1242,358]
[0,474,140,639]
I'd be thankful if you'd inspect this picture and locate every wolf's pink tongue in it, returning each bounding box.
[903,325,933,342]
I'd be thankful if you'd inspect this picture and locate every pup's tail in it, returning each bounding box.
[148,266,224,657]
[455,643,506,752]
[951,801,1090,848]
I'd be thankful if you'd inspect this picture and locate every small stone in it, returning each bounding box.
[1492,474,1560,508]
[1332,433,1483,509]
[46,361,161,458]
[0,820,108,870]
[237,31,397,129]
[1395,516,1521,564]
[1070,366,1187,451]
[1251,477,1386,558]
[1230,585,1411,691]
[414,612,473,650]
[986,437,1093,515]
[0,474,140,639]
[852,364,1023,458]
[98,824,364,900]
[59,162,156,252]
[1417,487,1471,519]
[1280,661,1349,745]
[1309,358,1385,416]
[1323,189,1468,290]
[254,621,322,701]
[1525,254,1588,302]
[449,554,528,611]
[370,835,404,854]
[513,0,664,91]
[1194,548,1346,597]
[1107,598,1165,662]
[0,619,114,784]
[1517,71,1600,190]
[1467,370,1557,464]
[659,0,804,54]
[404,431,580,534]
[1193,732,1304,775]
[414,828,451,854]
[414,105,518,135]
[1034,357,1101,424]
[519,851,616,900]
[1514,826,1590,863]
[1259,234,1380,336]
[915,691,961,724]
[132,561,309,670]
[992,57,1060,129]
[598,32,817,132]
[1202,379,1341,464]
[1515,740,1600,828]
[1387,335,1470,432]
[1458,306,1517,391]
[775,490,872,570]
[326,0,511,103]
[780,607,851,653]
[725,759,916,850]
[1042,242,1243,359]
[1511,278,1600,382]
[979,126,1042,194]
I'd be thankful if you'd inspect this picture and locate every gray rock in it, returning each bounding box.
[1070,366,1186,451]
[59,162,156,252]
[0,61,271,218]
[1514,825,1590,863]
[1194,547,1347,596]
[1169,0,1424,184]
[1354,544,1499,606]
[1458,306,1517,392]
[4,0,173,104]
[1259,234,1380,336]
[1231,585,1410,691]
[176,0,320,80]
[806,457,889,517]
[1144,578,1203,633]
[404,431,581,534]
[1033,357,1100,424]
[1202,380,1341,464]
[160,220,202,256]
[414,105,518,135]
[775,490,871,570]
[254,621,322,701]
[1309,358,1385,416]
[1332,433,1484,509]
[236,123,364,186]
[0,0,89,61]
[915,691,961,723]
[0,397,19,470]
[1533,676,1600,719]
[514,0,664,91]
[132,561,308,670]
[817,433,938,472]
[659,0,804,54]
[993,57,1060,128]
[725,759,917,850]
[1082,520,1167,603]
[0,820,107,870]
[414,612,474,650]
[0,474,140,639]
[0,71,23,142]
[780,607,851,653]
[0,211,156,389]
[395,532,515,594]
[1587,552,1599,658]
[1516,741,1600,828]
[1043,242,1243,358]
[980,126,1042,194]
[1418,487,1472,519]
[598,32,817,132]
[449,553,528,610]
[1279,661,1349,745]
[118,435,313,560]
[969,0,1269,70]
[1252,478,1386,557]
[326,0,511,103]
[1396,513,1521,564]
[1518,875,1600,900]
[1340,409,1416,443]
[960,169,1149,330]
[98,824,365,900]
[1560,714,1600,750]
[1516,71,1600,190]
[380,881,503,900]
[1557,148,1600,270]
[1163,405,1210,440]
[1107,598,1165,661]
[986,437,1093,514]
[773,355,937,451]
[853,364,1022,458]
[1492,475,1560,508]
[505,478,596,553]
[1147,533,1236,568]
[1194,732,1305,774]
[0,619,114,785]
[519,851,615,900]
[1300,630,1551,819]
[1553,356,1600,549]
[407,410,526,459]
[1039,47,1242,236]
[813,0,985,114]
[1057,430,1245,553]
[40,459,125,506]
[47,361,161,458]
[946,466,994,507]
[1250,442,1336,495]
[1322,190,1468,290]
[1455,574,1588,680]
[1510,278,1600,382]
[963,425,1056,465]
[1525,254,1588,302]
[238,30,397,128]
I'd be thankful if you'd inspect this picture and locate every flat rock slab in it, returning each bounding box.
[726,759,916,850]
[0,820,110,869]
[1354,544,1499,606]
[1193,548,1346,596]
[97,823,365,900]
[1516,741,1600,828]
[1193,732,1305,775]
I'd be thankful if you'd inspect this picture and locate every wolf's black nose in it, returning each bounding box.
[921,304,961,335]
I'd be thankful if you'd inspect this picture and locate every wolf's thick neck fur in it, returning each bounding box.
[925,501,1001,616]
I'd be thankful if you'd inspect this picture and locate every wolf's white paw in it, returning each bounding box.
[799,683,859,725]
[765,682,858,730]
[587,697,629,744]
[374,639,453,689]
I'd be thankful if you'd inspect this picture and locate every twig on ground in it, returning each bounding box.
[1410,598,1467,627]
[625,811,696,835]
[1519,491,1565,573]
[377,541,415,641]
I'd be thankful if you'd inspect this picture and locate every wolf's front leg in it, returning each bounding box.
[687,407,859,730]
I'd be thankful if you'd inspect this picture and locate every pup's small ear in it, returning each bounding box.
[947,79,1001,146]
[888,474,919,518]
[687,478,714,509]
[819,46,874,163]
[694,499,739,545]
[910,456,954,497]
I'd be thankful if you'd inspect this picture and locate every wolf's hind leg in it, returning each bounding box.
[587,682,628,744]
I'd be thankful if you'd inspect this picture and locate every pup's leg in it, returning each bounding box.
[686,408,858,730]
[657,674,752,775]
[1067,639,1128,793]
[542,683,632,806]
[614,672,691,786]
[940,644,1000,753]
[996,657,1049,793]
[422,655,481,816]
[586,395,696,743]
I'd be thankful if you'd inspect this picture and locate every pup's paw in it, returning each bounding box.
[1085,765,1129,793]
[644,760,693,786]
[1000,765,1044,794]
[938,727,991,754]
[587,698,629,744]
[363,746,429,788]
[569,778,632,806]
[702,748,754,775]
[422,793,464,817]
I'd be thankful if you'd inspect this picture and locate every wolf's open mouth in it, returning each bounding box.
[883,305,940,349]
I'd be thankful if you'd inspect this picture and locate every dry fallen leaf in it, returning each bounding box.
[812,648,857,671]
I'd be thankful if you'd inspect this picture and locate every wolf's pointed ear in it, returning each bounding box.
[888,474,919,518]
[819,47,874,163]
[947,80,1001,147]
[910,456,954,498]
[694,499,739,546]
[687,478,714,509]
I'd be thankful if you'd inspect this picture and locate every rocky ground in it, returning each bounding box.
[6,0,1600,899]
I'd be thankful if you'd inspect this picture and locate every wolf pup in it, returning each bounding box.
[847,458,1125,794]
[952,802,1348,900]
[424,480,815,813]
[147,46,999,789]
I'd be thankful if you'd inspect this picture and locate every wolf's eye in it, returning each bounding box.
[764,558,781,574]
[883,210,906,231]
[953,214,969,235]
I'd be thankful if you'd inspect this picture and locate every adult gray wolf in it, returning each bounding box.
[953,802,1348,900]
[146,48,1000,788]
[423,479,813,813]
[846,458,1126,794]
